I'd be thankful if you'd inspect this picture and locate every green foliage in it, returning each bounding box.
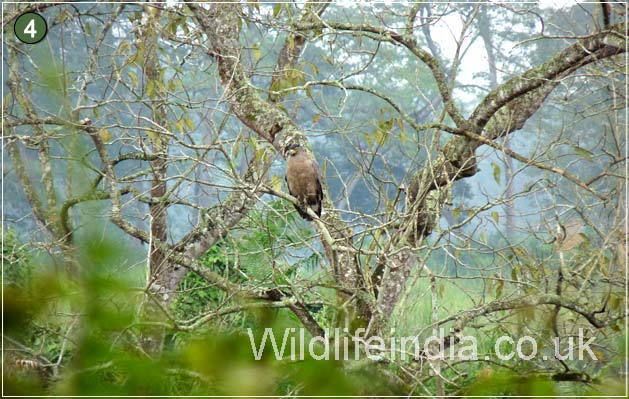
[233,200,316,282]
[3,2,625,396]
[171,245,232,322]
[3,227,32,288]
[167,199,330,353]
[465,371,558,396]
[5,239,402,396]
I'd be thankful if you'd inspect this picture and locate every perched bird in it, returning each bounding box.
[285,144,323,220]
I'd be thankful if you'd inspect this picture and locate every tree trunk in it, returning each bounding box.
[137,5,172,356]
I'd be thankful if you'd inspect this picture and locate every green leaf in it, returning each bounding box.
[146,80,155,97]
[232,136,242,159]
[397,118,404,130]
[572,145,593,161]
[491,162,501,185]
[322,55,334,65]
[118,41,130,54]
[491,211,499,224]
[254,145,267,162]
[99,129,112,142]
[270,175,282,191]
[305,61,318,76]
[156,80,166,94]
[168,20,177,35]
[271,77,292,92]
[252,43,261,61]
[175,120,184,133]
[399,128,408,145]
[363,131,372,147]
[273,3,282,17]
[127,71,138,88]
[495,279,504,298]
[372,128,386,146]
[183,118,195,131]
[286,69,304,86]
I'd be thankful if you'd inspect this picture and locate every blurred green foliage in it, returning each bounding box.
[3,2,626,396]
[3,227,33,289]
[172,246,232,322]
[4,205,396,396]
[5,211,625,396]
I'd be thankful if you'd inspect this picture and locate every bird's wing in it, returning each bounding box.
[309,158,324,217]
[284,175,293,195]
[286,166,311,219]
[285,164,297,198]
[303,157,320,194]
[315,168,323,202]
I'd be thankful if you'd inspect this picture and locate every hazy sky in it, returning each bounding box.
[539,0,579,9]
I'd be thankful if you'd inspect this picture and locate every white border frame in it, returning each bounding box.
[1,1,627,397]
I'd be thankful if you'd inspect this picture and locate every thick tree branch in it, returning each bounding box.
[470,23,626,130]
[188,1,371,327]
[375,22,626,324]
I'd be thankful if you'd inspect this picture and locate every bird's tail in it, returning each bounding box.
[294,204,313,221]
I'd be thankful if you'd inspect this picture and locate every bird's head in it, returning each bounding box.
[285,144,302,157]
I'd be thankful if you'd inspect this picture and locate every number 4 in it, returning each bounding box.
[24,19,37,39]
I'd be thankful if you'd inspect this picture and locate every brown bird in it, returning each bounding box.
[285,144,323,220]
